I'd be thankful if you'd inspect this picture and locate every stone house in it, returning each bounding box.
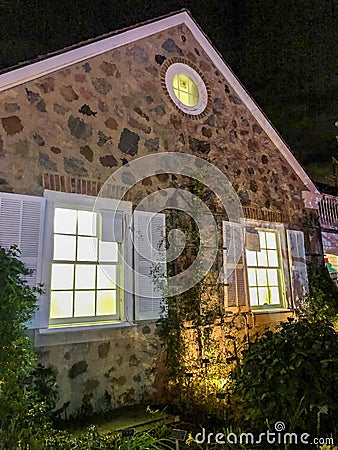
[0,11,324,415]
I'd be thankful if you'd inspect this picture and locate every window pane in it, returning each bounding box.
[257,250,268,267]
[97,290,116,315]
[266,232,277,249]
[54,235,76,260]
[268,250,278,267]
[54,208,77,234]
[99,241,118,262]
[78,211,97,236]
[246,250,257,266]
[258,231,266,249]
[267,269,278,286]
[249,287,259,306]
[50,291,73,318]
[257,268,267,286]
[77,236,98,261]
[270,287,281,304]
[97,265,116,289]
[75,265,96,289]
[258,287,269,305]
[51,264,74,289]
[74,291,95,317]
[247,268,257,286]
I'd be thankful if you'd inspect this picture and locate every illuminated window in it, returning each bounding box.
[165,62,207,115]
[50,207,122,325]
[246,230,284,308]
[172,73,199,107]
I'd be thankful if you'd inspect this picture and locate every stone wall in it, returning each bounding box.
[0,22,316,414]
[0,24,309,225]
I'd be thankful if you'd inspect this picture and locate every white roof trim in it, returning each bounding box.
[0,11,318,193]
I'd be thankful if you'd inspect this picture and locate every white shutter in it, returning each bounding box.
[0,193,45,329]
[287,229,308,306]
[134,210,166,320]
[222,221,249,310]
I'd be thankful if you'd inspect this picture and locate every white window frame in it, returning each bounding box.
[244,220,289,312]
[39,190,133,331]
[165,63,208,115]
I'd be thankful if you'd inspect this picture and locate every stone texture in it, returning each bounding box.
[99,61,117,76]
[98,342,110,359]
[69,361,88,379]
[51,146,61,154]
[118,128,139,156]
[37,77,55,93]
[126,45,149,63]
[36,99,47,112]
[152,105,166,116]
[91,78,112,95]
[79,104,97,117]
[1,116,23,135]
[97,131,111,147]
[202,127,212,138]
[155,54,166,65]
[64,157,88,177]
[25,88,40,104]
[53,103,69,115]
[60,85,79,102]
[68,115,93,139]
[100,155,118,167]
[5,103,20,113]
[144,138,159,153]
[105,117,118,130]
[229,94,242,105]
[189,136,210,154]
[128,118,151,134]
[33,133,45,146]
[162,38,182,54]
[80,145,93,162]
[39,153,57,171]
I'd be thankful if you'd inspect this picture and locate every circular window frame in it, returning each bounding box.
[165,63,208,116]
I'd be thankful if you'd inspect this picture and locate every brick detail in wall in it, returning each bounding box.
[42,173,130,200]
[42,173,104,196]
[243,206,285,223]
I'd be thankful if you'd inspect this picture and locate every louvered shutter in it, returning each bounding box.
[286,229,308,306]
[134,211,166,320]
[0,193,45,328]
[222,221,249,310]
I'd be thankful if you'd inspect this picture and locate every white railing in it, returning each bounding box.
[318,194,338,230]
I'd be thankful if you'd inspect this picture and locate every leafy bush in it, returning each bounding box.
[0,246,55,449]
[303,264,338,325]
[230,318,338,437]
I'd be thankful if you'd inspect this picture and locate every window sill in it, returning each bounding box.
[34,321,137,347]
[251,308,292,315]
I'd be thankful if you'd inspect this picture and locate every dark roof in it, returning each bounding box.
[0,9,188,76]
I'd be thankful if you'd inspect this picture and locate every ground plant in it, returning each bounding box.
[0,246,55,449]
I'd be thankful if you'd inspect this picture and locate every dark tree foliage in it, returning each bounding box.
[0,0,336,174]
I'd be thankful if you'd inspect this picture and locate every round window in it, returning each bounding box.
[165,63,208,116]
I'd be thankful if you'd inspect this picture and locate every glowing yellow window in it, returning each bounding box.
[50,207,121,326]
[172,73,199,107]
[246,230,284,308]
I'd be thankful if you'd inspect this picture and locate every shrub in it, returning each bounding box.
[303,264,338,325]
[230,318,338,438]
[0,246,55,449]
